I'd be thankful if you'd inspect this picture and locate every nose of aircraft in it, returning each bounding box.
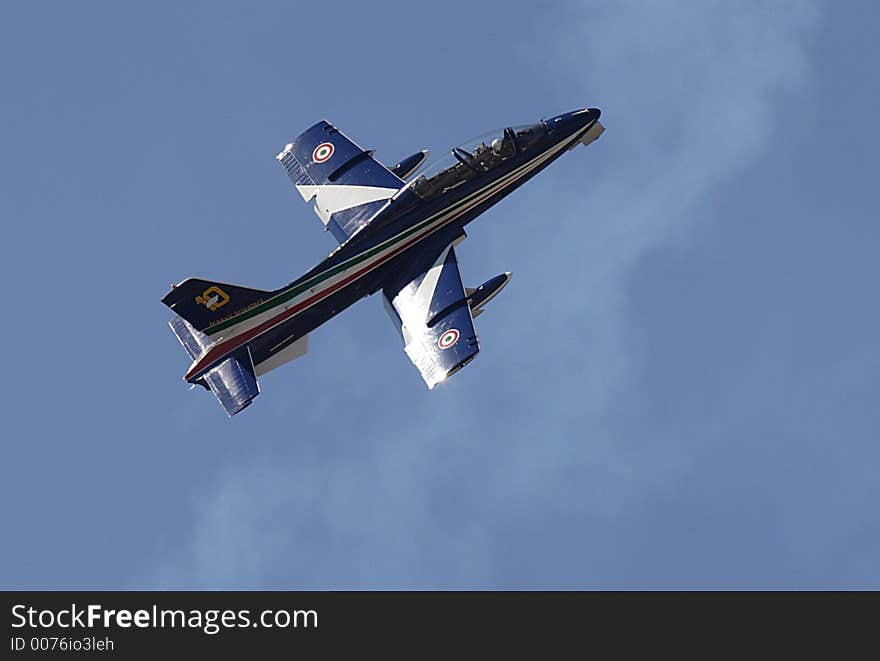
[545,107,601,136]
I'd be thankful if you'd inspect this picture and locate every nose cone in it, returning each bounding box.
[546,107,601,136]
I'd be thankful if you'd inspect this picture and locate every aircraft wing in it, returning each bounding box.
[276,120,404,244]
[382,234,480,388]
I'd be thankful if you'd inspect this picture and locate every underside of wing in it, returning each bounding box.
[276,120,404,244]
[382,233,479,388]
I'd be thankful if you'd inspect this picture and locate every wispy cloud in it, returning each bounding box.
[152,0,823,588]
[477,0,823,512]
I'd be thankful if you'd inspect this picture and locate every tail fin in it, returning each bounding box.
[162,278,271,333]
[169,316,260,416]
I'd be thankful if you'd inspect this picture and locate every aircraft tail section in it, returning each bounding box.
[162,278,271,333]
[169,316,260,416]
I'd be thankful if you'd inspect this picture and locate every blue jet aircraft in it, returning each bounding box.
[163,107,605,415]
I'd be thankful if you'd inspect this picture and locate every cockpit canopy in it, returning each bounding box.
[412,122,548,200]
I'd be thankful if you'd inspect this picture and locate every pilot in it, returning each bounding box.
[491,138,504,155]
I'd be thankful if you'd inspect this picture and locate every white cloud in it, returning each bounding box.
[153,0,824,588]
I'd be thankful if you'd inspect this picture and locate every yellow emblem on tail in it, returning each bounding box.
[195,286,230,311]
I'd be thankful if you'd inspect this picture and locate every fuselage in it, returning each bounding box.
[184,108,601,382]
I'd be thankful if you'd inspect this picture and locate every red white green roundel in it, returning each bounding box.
[312,142,334,163]
[438,328,460,350]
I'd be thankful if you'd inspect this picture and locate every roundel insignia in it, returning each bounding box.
[438,328,460,350]
[312,142,334,163]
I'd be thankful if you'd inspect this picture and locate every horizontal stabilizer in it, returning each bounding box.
[169,315,212,360]
[169,316,260,416]
[203,346,260,417]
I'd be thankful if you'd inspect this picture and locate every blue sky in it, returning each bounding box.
[2,0,878,588]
